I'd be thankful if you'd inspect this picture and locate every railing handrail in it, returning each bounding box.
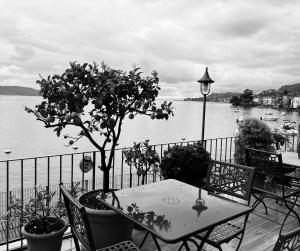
[0,137,237,163]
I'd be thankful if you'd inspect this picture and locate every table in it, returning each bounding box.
[96,179,252,250]
[280,151,300,181]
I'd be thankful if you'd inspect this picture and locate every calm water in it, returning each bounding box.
[1,96,300,192]
[1,95,300,160]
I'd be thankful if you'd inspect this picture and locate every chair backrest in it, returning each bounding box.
[206,159,255,205]
[245,148,283,176]
[60,185,96,251]
[273,227,300,251]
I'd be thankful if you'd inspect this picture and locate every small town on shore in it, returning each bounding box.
[184,82,300,111]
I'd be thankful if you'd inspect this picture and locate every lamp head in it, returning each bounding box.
[197,67,214,95]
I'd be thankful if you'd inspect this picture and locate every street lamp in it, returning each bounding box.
[197,67,214,142]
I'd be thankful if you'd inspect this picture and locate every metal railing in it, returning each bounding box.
[0,134,297,250]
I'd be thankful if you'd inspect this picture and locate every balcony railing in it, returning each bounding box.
[0,135,298,250]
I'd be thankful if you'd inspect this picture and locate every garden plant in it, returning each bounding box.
[160,142,210,188]
[123,140,160,185]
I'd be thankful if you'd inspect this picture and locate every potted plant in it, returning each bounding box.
[160,142,210,188]
[3,187,67,251]
[25,62,174,248]
[123,140,160,185]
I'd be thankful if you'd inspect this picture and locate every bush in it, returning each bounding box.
[234,118,275,164]
[160,143,211,187]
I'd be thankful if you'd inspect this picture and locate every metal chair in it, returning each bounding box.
[192,160,255,251]
[273,227,300,251]
[245,148,300,233]
[60,185,139,251]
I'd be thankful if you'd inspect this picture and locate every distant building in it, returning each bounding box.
[292,97,300,109]
[261,96,273,106]
[282,95,293,109]
[252,97,260,104]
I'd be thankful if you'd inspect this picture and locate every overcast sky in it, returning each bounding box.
[1,0,300,99]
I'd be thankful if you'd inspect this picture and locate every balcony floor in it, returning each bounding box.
[59,197,299,251]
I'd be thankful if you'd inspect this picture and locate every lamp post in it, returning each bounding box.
[197,67,214,142]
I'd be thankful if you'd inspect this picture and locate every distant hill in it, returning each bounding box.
[0,86,40,96]
[184,92,241,102]
[278,83,300,95]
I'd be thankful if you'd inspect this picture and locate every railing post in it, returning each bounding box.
[92,152,96,190]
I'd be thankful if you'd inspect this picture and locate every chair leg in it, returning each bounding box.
[71,230,81,251]
[252,193,268,214]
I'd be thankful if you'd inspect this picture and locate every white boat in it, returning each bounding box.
[265,111,273,116]
[281,112,286,116]
[263,116,279,121]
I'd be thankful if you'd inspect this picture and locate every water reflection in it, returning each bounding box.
[108,192,171,231]
[192,189,207,217]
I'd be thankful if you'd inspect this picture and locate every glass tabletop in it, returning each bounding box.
[96,179,252,243]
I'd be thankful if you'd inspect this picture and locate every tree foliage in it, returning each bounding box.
[25,62,174,191]
[230,89,253,106]
[234,118,275,164]
[230,95,241,106]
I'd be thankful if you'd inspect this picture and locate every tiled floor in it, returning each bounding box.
[58,197,299,251]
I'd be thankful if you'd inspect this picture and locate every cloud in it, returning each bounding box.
[0,0,300,98]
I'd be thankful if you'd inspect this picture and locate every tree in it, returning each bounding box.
[25,62,174,192]
[229,95,241,106]
[240,89,253,105]
[234,118,275,164]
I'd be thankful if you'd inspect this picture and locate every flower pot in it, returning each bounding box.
[79,190,134,249]
[21,218,67,251]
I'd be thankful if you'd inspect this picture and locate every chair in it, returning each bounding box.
[273,227,300,251]
[60,185,140,251]
[192,160,255,251]
[245,148,300,233]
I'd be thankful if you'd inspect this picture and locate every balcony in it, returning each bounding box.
[0,136,299,250]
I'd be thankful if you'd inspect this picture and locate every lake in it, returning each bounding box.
[1,95,300,160]
[1,95,300,193]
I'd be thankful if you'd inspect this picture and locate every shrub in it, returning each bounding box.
[160,143,210,187]
[234,118,275,164]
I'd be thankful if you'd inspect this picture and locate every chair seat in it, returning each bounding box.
[97,240,140,251]
[253,182,300,198]
[197,222,243,245]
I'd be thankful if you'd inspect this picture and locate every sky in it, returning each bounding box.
[1,0,300,99]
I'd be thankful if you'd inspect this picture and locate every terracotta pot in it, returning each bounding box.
[79,190,134,249]
[21,218,67,251]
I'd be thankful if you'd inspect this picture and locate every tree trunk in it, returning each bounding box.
[141,174,146,185]
[103,169,110,193]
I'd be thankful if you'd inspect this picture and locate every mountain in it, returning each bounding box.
[278,83,300,95]
[0,86,40,96]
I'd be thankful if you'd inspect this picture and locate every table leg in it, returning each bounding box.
[151,233,162,251]
[280,193,300,234]
[139,231,149,249]
[197,228,213,251]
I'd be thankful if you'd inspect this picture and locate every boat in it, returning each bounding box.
[281,112,286,116]
[262,110,279,121]
[263,116,279,121]
[234,108,240,113]
[265,111,273,116]
[273,120,298,136]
